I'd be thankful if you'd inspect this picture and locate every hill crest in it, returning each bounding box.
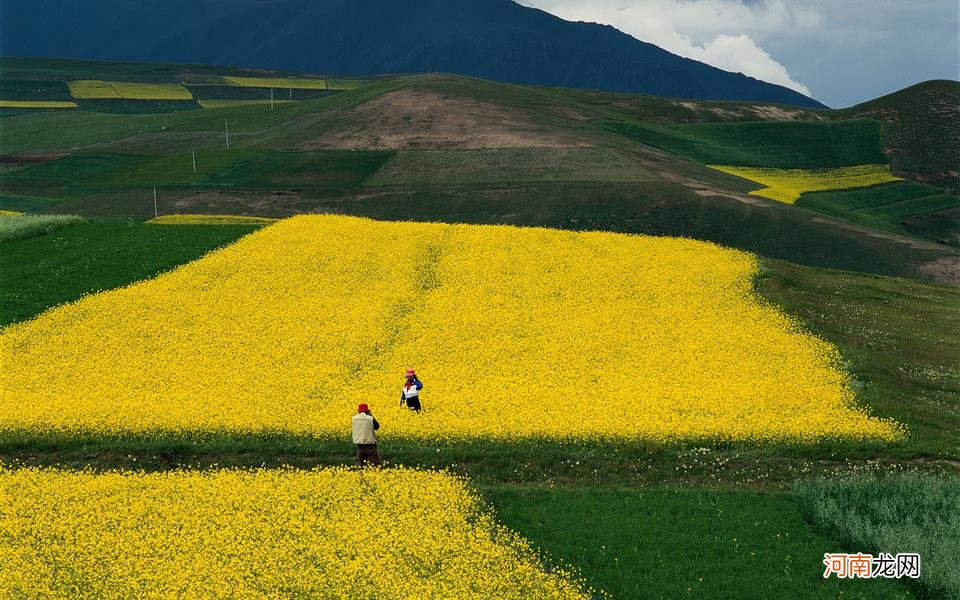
[0,0,826,108]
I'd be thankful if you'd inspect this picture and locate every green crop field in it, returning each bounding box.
[5,150,394,189]
[598,119,890,169]
[799,182,960,246]
[0,79,73,102]
[368,148,657,186]
[0,221,262,326]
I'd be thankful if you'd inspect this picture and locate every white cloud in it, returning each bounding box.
[520,0,815,96]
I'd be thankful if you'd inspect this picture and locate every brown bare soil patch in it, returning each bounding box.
[300,90,592,150]
[674,101,820,122]
[170,190,305,216]
[918,256,960,285]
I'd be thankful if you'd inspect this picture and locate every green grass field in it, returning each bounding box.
[798,183,960,247]
[0,221,261,326]
[368,148,656,186]
[489,486,910,599]
[597,119,889,169]
[4,150,394,190]
[834,80,960,190]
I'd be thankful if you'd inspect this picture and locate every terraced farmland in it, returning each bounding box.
[0,58,957,599]
[69,80,194,100]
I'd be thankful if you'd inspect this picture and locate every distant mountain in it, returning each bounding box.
[0,0,826,108]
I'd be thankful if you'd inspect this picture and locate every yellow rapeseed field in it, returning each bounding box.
[68,80,193,100]
[148,214,278,225]
[0,466,588,599]
[0,210,23,217]
[223,76,328,89]
[0,215,901,442]
[67,80,121,99]
[710,164,902,204]
[0,100,77,109]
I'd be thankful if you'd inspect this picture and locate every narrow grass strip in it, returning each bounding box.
[0,100,77,109]
[147,214,279,225]
[0,214,85,243]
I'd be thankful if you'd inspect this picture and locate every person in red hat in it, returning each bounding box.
[351,403,381,466]
[400,368,423,413]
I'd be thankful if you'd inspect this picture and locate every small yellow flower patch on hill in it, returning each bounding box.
[710,164,902,204]
[223,75,328,89]
[147,214,278,225]
[0,100,77,109]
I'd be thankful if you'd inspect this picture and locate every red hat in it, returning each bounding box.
[357,403,369,413]
[405,368,416,377]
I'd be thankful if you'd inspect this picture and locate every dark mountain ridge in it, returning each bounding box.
[0,0,826,108]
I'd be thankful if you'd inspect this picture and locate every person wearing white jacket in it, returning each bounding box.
[400,368,424,413]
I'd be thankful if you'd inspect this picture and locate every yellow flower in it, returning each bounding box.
[0,215,902,443]
[0,466,590,599]
[709,164,901,204]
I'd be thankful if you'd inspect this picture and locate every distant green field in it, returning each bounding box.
[799,182,960,246]
[0,79,73,102]
[74,99,201,114]
[369,148,656,186]
[834,80,960,190]
[5,150,394,189]
[598,119,889,169]
[0,78,406,155]
[187,85,334,101]
[0,194,64,213]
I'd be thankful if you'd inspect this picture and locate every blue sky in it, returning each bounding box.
[521,0,960,107]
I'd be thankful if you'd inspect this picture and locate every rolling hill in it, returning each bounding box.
[0,0,825,108]
[0,58,957,282]
[2,58,959,599]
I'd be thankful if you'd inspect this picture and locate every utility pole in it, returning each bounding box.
[225,118,230,149]
[153,186,158,218]
[192,150,196,173]
[271,88,274,110]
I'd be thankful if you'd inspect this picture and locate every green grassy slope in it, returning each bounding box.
[794,474,960,599]
[5,150,394,189]
[0,221,262,326]
[834,80,960,190]
[597,119,888,169]
[2,60,956,285]
[799,182,960,247]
